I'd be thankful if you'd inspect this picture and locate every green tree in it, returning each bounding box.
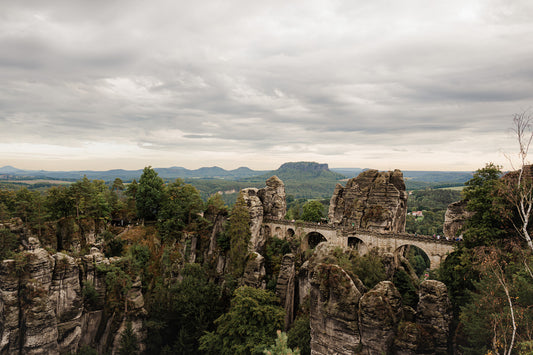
[300,201,325,222]
[287,315,310,355]
[264,331,300,355]
[462,163,507,248]
[158,179,204,242]
[118,321,139,355]
[199,286,285,355]
[136,167,165,221]
[227,194,251,277]
[146,263,227,354]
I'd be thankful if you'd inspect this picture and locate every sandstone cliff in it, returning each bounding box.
[328,169,408,233]
[305,243,452,355]
[240,176,286,252]
[0,236,147,355]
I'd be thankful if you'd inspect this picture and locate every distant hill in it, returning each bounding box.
[0,165,267,181]
[0,163,475,201]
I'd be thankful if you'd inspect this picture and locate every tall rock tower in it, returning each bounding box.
[328,169,407,233]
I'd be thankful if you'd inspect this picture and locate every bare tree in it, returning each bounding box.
[507,112,533,252]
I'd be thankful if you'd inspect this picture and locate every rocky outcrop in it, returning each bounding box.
[359,281,403,354]
[328,169,408,233]
[241,176,287,252]
[258,176,287,220]
[443,200,473,239]
[0,238,150,355]
[276,254,296,328]
[50,253,83,354]
[416,280,452,354]
[309,263,362,354]
[242,252,266,289]
[241,188,265,251]
[306,243,452,355]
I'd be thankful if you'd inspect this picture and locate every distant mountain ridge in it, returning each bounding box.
[0,165,267,181]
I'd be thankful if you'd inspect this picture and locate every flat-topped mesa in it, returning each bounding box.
[328,169,408,233]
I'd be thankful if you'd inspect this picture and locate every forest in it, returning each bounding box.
[0,161,532,354]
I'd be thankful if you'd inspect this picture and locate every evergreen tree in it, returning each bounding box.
[136,166,165,221]
[118,321,139,355]
[199,286,285,355]
[227,193,251,277]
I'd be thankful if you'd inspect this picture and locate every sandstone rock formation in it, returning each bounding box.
[240,176,286,252]
[359,281,403,354]
[241,188,265,251]
[276,253,296,328]
[305,243,453,355]
[443,200,473,239]
[416,280,452,354]
[328,169,408,233]
[309,263,362,354]
[0,239,148,355]
[242,252,266,289]
[258,176,287,220]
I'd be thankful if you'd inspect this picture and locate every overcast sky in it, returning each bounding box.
[2,0,533,172]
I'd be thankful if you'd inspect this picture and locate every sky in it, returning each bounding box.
[2,0,533,172]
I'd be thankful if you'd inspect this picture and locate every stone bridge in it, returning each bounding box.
[262,219,456,269]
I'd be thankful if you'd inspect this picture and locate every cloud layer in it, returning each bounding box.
[2,0,533,170]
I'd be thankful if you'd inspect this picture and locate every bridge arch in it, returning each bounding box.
[395,244,431,275]
[347,236,368,255]
[287,228,295,239]
[304,232,327,249]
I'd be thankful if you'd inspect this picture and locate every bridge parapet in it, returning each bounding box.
[264,219,458,246]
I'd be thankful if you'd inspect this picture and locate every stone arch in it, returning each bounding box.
[347,236,368,255]
[304,232,327,250]
[395,244,431,275]
[287,228,295,238]
[263,225,271,238]
[274,226,283,238]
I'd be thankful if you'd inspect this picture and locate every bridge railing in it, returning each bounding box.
[263,218,457,245]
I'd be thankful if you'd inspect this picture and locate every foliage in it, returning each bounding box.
[146,263,227,354]
[82,280,100,310]
[392,269,418,309]
[458,247,533,355]
[103,231,124,257]
[227,194,251,277]
[199,286,285,355]
[264,236,291,291]
[287,314,310,355]
[405,210,445,236]
[136,166,165,221]
[407,189,462,212]
[0,228,18,261]
[300,200,325,222]
[118,321,139,355]
[76,345,98,355]
[462,163,508,248]
[331,248,387,289]
[264,330,300,355]
[157,179,204,242]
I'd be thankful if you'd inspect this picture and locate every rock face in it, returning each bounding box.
[359,281,403,354]
[241,188,265,251]
[258,176,287,220]
[443,200,473,239]
[276,254,296,328]
[306,243,453,355]
[416,280,452,354]
[328,169,408,233]
[242,252,266,289]
[241,176,287,252]
[309,263,362,354]
[0,240,147,355]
